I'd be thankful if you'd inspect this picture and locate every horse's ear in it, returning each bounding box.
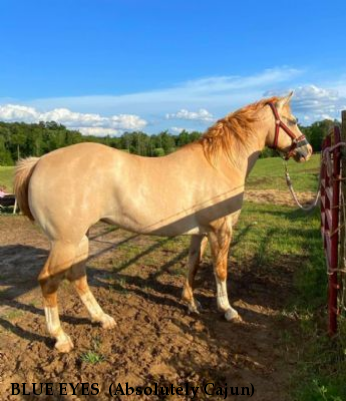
[276,91,294,109]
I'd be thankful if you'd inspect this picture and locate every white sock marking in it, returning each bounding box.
[44,306,61,336]
[80,291,105,320]
[216,278,238,318]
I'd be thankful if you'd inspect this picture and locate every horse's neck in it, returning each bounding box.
[227,120,268,180]
[245,150,262,178]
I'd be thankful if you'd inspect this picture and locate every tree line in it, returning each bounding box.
[0,119,337,165]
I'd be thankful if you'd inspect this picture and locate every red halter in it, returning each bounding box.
[267,102,308,160]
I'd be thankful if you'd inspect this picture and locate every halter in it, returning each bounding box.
[267,102,309,160]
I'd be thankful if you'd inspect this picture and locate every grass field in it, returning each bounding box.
[247,154,320,192]
[236,204,346,401]
[0,166,14,190]
[245,155,345,400]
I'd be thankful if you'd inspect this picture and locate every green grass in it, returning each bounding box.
[233,202,326,308]
[0,166,14,191]
[2,309,25,321]
[231,152,344,400]
[247,154,320,192]
[233,202,346,401]
[80,336,105,364]
[80,350,105,364]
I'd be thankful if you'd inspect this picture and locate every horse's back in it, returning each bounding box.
[28,143,123,241]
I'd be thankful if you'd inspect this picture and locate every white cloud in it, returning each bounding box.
[78,127,121,136]
[24,67,302,122]
[170,126,197,134]
[293,85,339,111]
[292,85,346,121]
[0,104,38,122]
[321,114,334,121]
[265,84,346,122]
[7,67,346,132]
[166,108,213,122]
[0,104,147,136]
[181,68,302,94]
[110,114,147,130]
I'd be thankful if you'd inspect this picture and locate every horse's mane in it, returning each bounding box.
[197,96,280,165]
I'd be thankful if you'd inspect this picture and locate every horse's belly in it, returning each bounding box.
[103,212,203,237]
[104,186,244,237]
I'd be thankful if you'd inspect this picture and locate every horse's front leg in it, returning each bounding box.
[208,219,241,322]
[182,235,208,313]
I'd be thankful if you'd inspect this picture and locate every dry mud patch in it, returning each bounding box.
[245,189,317,207]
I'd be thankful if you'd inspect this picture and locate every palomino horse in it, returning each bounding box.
[14,92,312,352]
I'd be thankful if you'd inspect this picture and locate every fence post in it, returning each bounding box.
[341,112,346,255]
[341,111,346,319]
[342,109,346,151]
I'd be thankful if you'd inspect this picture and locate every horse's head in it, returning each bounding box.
[266,92,312,162]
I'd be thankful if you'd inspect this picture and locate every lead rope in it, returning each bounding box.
[284,160,321,211]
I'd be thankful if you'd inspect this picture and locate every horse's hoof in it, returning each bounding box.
[188,300,202,314]
[55,335,74,353]
[224,309,242,322]
[100,314,117,330]
[195,300,203,310]
[188,304,200,314]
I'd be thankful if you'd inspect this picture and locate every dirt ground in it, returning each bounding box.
[245,189,316,207]
[0,211,299,401]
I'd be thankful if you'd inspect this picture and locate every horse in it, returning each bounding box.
[14,92,312,352]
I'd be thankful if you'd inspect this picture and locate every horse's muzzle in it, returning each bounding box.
[294,144,313,162]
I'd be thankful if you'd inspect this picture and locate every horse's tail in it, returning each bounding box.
[14,157,40,221]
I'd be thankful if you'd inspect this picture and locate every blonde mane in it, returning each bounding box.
[198,96,280,165]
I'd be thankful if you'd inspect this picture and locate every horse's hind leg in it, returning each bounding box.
[68,236,116,329]
[38,241,77,353]
[182,235,208,313]
[208,219,240,322]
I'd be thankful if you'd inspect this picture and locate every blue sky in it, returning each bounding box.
[1,0,346,135]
